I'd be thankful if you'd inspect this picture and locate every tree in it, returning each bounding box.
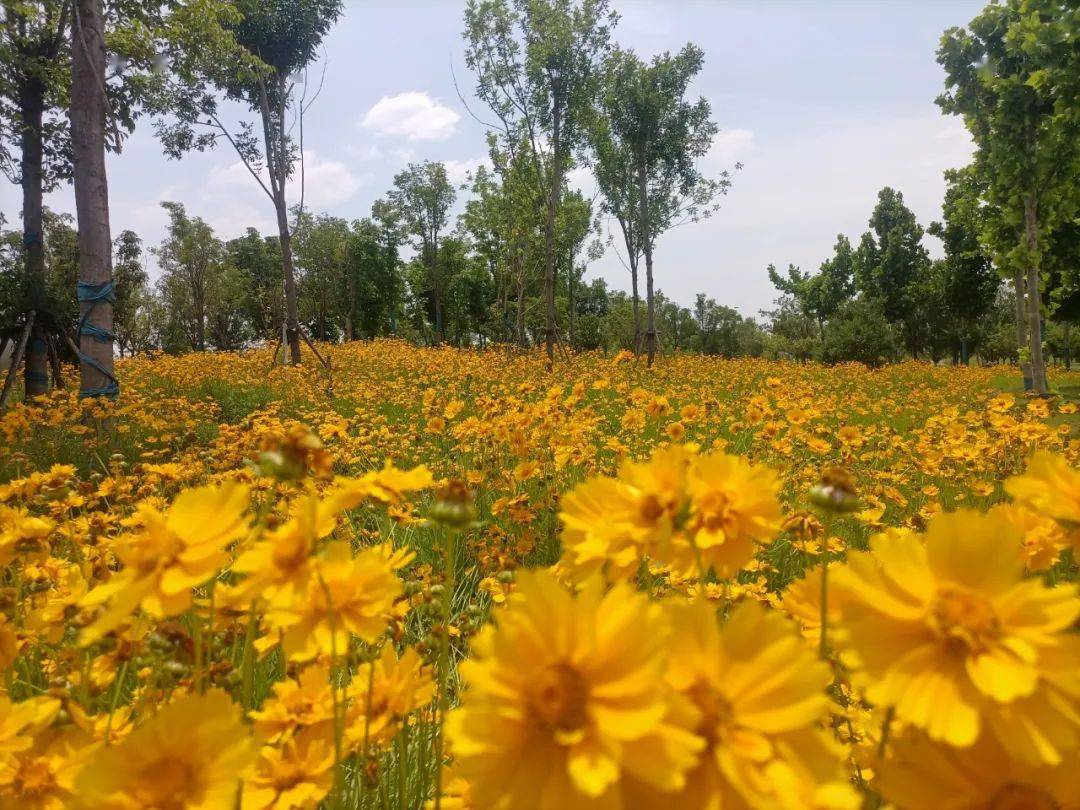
[464,0,615,366]
[155,202,228,351]
[937,0,1080,393]
[389,161,455,340]
[294,210,348,341]
[926,168,999,363]
[556,187,599,347]
[0,0,70,396]
[156,0,343,364]
[227,227,282,339]
[112,230,148,357]
[69,0,116,397]
[596,44,727,365]
[821,298,900,367]
[853,187,933,356]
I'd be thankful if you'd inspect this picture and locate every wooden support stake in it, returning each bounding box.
[0,311,35,410]
[298,327,330,370]
[47,335,64,389]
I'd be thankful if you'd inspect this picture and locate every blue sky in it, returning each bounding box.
[3,0,985,318]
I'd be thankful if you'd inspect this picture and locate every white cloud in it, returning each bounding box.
[360,91,460,142]
[444,157,486,187]
[204,151,362,210]
[709,128,756,165]
[300,152,363,207]
[566,165,594,194]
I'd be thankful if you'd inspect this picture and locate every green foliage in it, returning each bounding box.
[822,298,900,367]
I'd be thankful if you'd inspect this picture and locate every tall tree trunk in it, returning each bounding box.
[567,263,575,349]
[70,0,115,399]
[1012,271,1031,390]
[345,270,354,341]
[19,78,49,398]
[637,156,656,367]
[542,100,562,368]
[274,195,301,363]
[515,275,525,347]
[1023,195,1047,395]
[630,253,640,354]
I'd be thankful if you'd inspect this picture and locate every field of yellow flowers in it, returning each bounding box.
[1,340,1078,809]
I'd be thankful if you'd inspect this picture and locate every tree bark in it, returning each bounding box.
[1012,271,1031,389]
[637,155,656,367]
[1023,195,1047,395]
[70,0,115,398]
[19,76,49,398]
[542,97,563,368]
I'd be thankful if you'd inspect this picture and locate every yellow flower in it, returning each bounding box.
[325,464,433,513]
[667,451,783,579]
[0,696,61,760]
[74,689,257,809]
[833,509,1080,763]
[241,729,335,810]
[875,728,1080,810]
[445,570,702,808]
[992,502,1070,572]
[0,725,94,810]
[80,481,250,642]
[653,599,856,809]
[345,645,435,753]
[1006,451,1080,539]
[558,445,691,582]
[228,492,339,610]
[258,541,406,662]
[249,663,336,742]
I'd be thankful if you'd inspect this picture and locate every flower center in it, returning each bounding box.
[136,757,201,809]
[930,584,1000,652]
[987,783,1060,810]
[529,662,589,735]
[638,494,666,526]
[695,491,736,535]
[16,757,57,795]
[687,679,735,749]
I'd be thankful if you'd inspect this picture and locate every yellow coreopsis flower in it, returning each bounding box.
[557,445,691,582]
[80,481,250,642]
[665,451,783,579]
[875,728,1080,810]
[228,492,340,610]
[345,644,435,753]
[648,599,857,809]
[1006,451,1080,543]
[445,570,703,809]
[74,689,257,810]
[0,696,61,760]
[249,663,336,742]
[833,509,1080,763]
[0,725,94,810]
[257,541,406,662]
[241,729,335,810]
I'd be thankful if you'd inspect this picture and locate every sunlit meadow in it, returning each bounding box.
[1,341,1078,808]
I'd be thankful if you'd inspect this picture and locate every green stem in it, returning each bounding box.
[434,526,458,810]
[819,512,834,660]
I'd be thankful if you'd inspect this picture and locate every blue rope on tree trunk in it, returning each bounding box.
[76,280,119,398]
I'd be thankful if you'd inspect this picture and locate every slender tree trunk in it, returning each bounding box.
[1023,195,1047,395]
[345,270,354,341]
[630,253,640,353]
[543,100,563,368]
[637,156,657,367]
[1012,271,1031,390]
[1065,322,1071,371]
[515,275,525,347]
[19,78,49,398]
[70,0,115,398]
[568,264,576,349]
[273,195,301,363]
